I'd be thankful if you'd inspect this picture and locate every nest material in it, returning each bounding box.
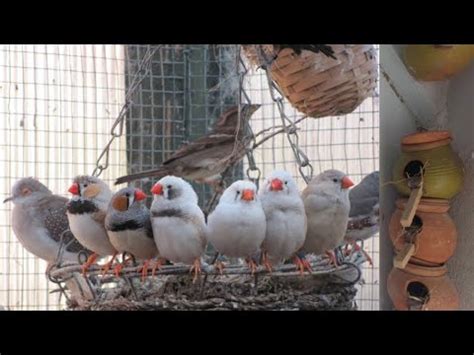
[69,273,358,311]
[56,252,366,311]
[243,45,378,118]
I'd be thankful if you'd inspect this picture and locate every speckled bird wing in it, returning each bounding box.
[38,195,91,254]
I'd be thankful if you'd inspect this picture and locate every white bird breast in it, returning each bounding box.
[151,216,205,265]
[67,213,116,256]
[207,202,266,258]
[262,206,307,262]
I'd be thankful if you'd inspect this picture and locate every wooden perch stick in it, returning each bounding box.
[394,243,416,269]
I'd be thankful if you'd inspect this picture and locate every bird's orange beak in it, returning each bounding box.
[341,176,354,189]
[270,178,284,191]
[241,189,255,201]
[68,183,80,195]
[151,183,163,195]
[134,189,147,201]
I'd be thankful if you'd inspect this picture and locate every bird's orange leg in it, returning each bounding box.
[344,243,351,256]
[151,257,167,277]
[246,258,258,275]
[101,252,118,276]
[325,250,339,267]
[214,260,225,275]
[351,243,373,266]
[81,253,98,275]
[137,259,151,282]
[293,255,313,275]
[189,258,202,283]
[113,255,134,277]
[262,251,273,273]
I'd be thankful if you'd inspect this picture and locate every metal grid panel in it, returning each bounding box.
[0,45,127,310]
[0,44,379,310]
[243,46,380,310]
[124,45,243,207]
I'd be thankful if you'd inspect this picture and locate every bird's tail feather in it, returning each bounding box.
[114,168,170,185]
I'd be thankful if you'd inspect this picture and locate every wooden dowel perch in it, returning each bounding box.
[394,243,416,269]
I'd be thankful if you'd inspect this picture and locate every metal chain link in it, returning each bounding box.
[256,46,314,184]
[92,45,162,177]
[237,46,261,188]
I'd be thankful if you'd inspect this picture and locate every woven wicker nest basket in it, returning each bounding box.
[243,45,378,118]
[48,251,368,310]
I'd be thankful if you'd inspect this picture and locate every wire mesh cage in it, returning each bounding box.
[0,44,379,310]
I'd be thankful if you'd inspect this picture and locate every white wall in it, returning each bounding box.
[446,63,474,309]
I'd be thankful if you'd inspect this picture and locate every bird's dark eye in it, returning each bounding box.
[83,183,88,187]
[284,181,288,185]
[167,185,172,189]
[125,193,130,197]
[333,179,338,183]
[236,190,240,194]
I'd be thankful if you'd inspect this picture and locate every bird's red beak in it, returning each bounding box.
[68,183,80,195]
[341,176,354,189]
[134,189,147,201]
[151,183,164,195]
[241,189,255,201]
[270,178,284,191]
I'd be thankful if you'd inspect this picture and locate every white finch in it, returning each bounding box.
[302,170,354,266]
[207,180,266,274]
[259,170,308,273]
[105,187,159,280]
[150,176,206,282]
[3,177,91,267]
[115,104,261,186]
[66,175,117,274]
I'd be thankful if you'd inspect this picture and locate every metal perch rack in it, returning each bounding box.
[47,248,370,310]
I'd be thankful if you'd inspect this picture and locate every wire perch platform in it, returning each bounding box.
[48,249,370,311]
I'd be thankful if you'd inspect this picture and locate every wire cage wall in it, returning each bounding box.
[0,44,379,310]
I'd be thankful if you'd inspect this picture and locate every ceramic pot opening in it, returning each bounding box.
[406,281,430,308]
[404,215,423,243]
[404,160,425,179]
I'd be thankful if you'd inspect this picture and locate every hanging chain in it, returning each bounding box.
[92,45,162,177]
[257,46,313,184]
[238,46,261,188]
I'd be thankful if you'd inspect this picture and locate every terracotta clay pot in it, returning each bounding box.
[392,131,464,199]
[389,198,457,266]
[403,45,474,81]
[387,262,459,310]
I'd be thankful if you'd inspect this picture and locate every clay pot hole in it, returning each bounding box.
[404,160,425,178]
[407,281,430,305]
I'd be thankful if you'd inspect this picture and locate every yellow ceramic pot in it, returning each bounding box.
[393,131,464,199]
[403,45,474,81]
